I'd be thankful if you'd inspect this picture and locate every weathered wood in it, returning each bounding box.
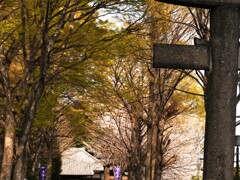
[153,44,210,70]
[203,6,239,179]
[154,44,240,70]
[156,0,240,8]
[235,136,240,146]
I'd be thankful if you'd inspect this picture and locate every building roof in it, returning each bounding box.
[61,148,104,175]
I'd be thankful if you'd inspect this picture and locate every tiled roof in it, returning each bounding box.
[61,148,104,175]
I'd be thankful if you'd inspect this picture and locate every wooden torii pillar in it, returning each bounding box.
[154,1,239,179]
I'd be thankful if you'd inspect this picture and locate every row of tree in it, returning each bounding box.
[0,0,145,179]
[0,0,209,179]
[88,2,208,180]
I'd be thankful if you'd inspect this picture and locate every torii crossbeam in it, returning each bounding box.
[154,1,239,179]
[158,0,240,8]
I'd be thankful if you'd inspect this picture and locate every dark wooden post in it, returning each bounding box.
[203,6,239,179]
[237,146,239,180]
[157,0,240,8]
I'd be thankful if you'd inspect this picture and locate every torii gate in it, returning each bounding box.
[154,1,239,179]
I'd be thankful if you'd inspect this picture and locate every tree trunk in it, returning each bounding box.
[47,143,53,180]
[128,116,144,180]
[31,137,44,177]
[151,118,160,180]
[0,112,15,180]
[146,69,161,180]
[13,118,37,179]
[13,81,45,179]
[146,124,152,180]
[0,66,16,180]
[13,149,25,180]
[104,165,110,180]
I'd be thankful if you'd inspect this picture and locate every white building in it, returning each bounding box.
[60,148,104,180]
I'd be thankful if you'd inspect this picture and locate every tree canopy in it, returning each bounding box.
[0,1,206,179]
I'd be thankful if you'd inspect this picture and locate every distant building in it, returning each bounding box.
[60,148,104,180]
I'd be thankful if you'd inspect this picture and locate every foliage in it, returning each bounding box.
[0,0,148,179]
[87,2,205,179]
[0,0,207,179]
